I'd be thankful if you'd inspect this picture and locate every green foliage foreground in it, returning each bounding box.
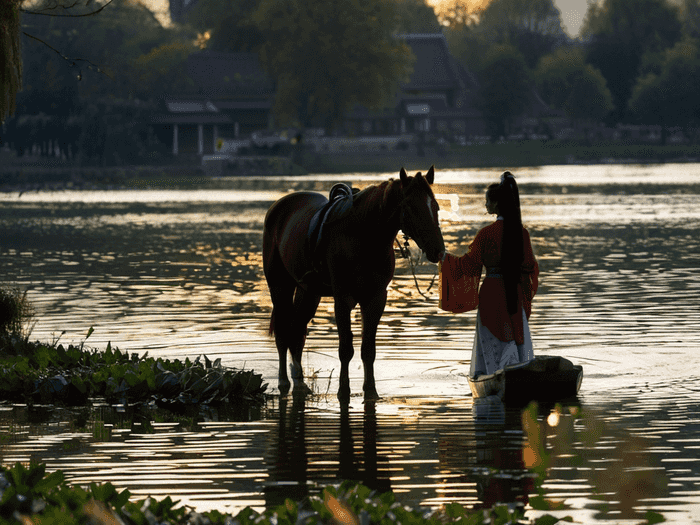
[0,462,564,525]
[0,330,268,412]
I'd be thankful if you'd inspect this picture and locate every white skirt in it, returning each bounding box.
[469,308,533,378]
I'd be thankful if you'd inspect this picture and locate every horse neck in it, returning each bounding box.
[353,180,402,242]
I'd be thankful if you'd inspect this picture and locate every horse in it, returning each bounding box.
[262,166,445,400]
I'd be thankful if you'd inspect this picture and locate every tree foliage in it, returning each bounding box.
[252,0,415,129]
[392,0,442,33]
[680,0,700,39]
[535,47,614,121]
[445,0,567,74]
[475,43,531,137]
[185,0,263,52]
[582,0,683,121]
[629,38,700,128]
[477,0,567,68]
[16,0,195,107]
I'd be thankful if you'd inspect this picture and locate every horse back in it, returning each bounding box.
[263,192,328,280]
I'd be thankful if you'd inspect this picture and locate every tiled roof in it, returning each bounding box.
[399,34,461,91]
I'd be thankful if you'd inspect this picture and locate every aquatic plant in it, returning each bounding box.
[0,463,562,525]
[0,286,34,343]
[0,330,268,411]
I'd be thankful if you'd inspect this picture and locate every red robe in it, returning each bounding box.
[440,220,539,344]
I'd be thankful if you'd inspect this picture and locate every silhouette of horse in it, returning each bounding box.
[263,166,445,400]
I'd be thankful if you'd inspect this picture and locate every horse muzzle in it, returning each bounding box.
[424,246,445,264]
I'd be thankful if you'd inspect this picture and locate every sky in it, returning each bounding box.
[553,0,591,36]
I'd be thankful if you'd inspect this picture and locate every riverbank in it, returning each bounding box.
[2,140,700,191]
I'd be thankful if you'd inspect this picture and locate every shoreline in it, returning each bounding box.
[2,140,700,191]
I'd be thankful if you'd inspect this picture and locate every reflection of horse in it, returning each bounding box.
[265,396,389,508]
[263,167,445,400]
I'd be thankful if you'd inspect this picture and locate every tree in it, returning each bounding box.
[628,39,700,134]
[252,0,415,129]
[535,47,614,123]
[433,0,487,28]
[680,0,700,39]
[393,0,441,33]
[185,0,263,52]
[476,0,568,68]
[475,44,531,138]
[582,0,683,121]
[1,0,22,122]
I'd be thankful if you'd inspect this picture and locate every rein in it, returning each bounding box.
[384,179,440,301]
[396,233,439,301]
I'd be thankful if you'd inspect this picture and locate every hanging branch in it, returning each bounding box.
[20,0,114,17]
[1,0,23,122]
[22,31,112,80]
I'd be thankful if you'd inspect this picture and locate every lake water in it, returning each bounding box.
[1,163,700,523]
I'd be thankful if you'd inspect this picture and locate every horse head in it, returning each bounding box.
[398,166,446,263]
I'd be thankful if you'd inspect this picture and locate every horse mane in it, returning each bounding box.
[350,178,403,225]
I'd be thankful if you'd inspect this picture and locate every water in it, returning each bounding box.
[1,163,699,522]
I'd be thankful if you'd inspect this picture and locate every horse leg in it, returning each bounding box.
[264,242,298,395]
[334,296,357,402]
[289,287,321,394]
[359,290,387,400]
[269,286,295,396]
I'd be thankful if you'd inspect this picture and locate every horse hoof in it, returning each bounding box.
[363,390,380,402]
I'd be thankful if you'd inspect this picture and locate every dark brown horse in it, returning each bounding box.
[263,166,445,400]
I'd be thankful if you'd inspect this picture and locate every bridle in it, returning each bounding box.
[393,186,441,300]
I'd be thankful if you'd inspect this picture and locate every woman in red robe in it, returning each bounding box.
[441,172,539,377]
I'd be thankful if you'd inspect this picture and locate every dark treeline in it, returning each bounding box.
[3,0,700,166]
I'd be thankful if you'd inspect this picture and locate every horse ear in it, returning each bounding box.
[426,165,435,185]
[400,167,408,186]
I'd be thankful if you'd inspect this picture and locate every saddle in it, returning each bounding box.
[305,183,356,280]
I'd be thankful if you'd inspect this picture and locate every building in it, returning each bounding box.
[150,51,275,157]
[344,33,487,139]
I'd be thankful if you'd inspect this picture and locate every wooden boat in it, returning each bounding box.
[468,355,583,404]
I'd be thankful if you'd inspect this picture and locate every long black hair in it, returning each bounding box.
[487,171,523,315]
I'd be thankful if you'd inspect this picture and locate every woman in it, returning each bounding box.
[441,171,539,377]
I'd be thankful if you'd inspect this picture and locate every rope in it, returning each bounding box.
[397,234,438,301]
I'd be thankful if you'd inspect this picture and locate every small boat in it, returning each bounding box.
[468,355,583,404]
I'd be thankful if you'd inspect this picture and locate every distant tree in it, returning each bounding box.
[18,0,194,103]
[680,0,700,39]
[477,0,568,68]
[252,0,415,129]
[185,0,263,52]
[133,42,197,99]
[582,0,683,122]
[393,0,442,33]
[433,0,486,28]
[629,38,700,134]
[535,47,614,123]
[475,44,531,138]
[444,18,489,73]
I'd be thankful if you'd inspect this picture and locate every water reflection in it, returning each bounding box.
[264,395,391,508]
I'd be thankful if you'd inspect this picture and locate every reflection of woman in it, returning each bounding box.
[442,172,539,377]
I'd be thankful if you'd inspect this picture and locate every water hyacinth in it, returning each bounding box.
[0,330,268,412]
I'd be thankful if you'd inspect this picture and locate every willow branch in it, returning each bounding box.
[21,0,113,17]
[22,32,112,79]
